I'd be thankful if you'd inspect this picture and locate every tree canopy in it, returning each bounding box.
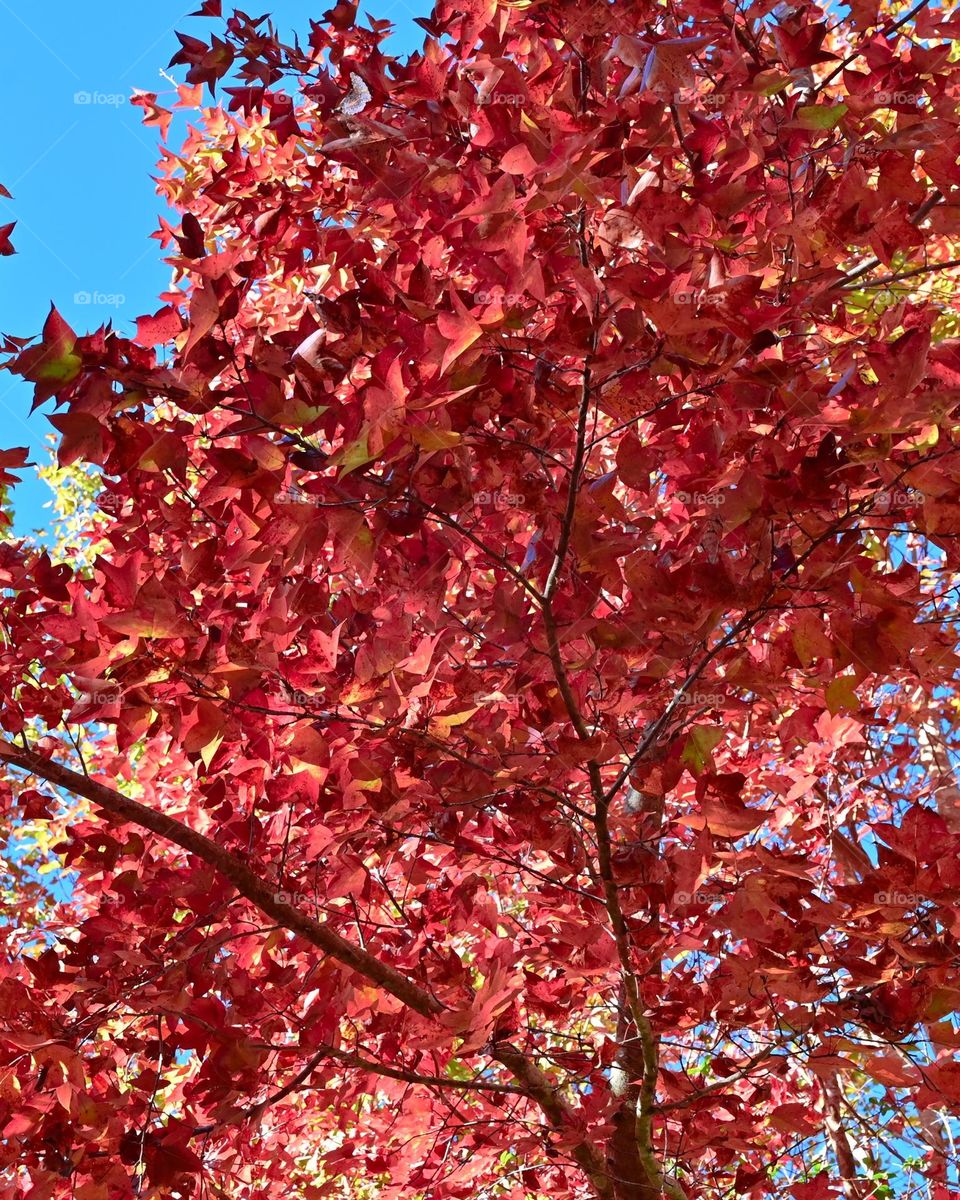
[3,1,960,1198]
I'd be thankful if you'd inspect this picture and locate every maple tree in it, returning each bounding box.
[4,0,960,1197]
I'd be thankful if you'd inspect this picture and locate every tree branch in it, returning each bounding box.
[0,738,442,1019]
[491,1039,615,1199]
[813,0,933,95]
[823,1073,865,1199]
[842,256,960,292]
[0,740,618,1199]
[193,1049,328,1134]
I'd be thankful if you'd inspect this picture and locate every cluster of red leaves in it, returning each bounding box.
[3,1,960,1198]
[0,182,15,257]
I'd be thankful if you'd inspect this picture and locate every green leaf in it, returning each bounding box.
[825,674,859,714]
[797,103,848,130]
[681,726,724,774]
[331,429,375,476]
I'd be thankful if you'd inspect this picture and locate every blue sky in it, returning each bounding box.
[0,1,423,535]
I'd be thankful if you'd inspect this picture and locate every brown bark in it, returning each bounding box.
[0,740,624,1199]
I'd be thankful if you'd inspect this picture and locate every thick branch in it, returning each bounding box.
[0,739,442,1019]
[0,740,617,1199]
[823,1074,864,1199]
[492,1039,614,1199]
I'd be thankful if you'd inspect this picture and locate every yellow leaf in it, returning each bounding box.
[681,725,723,774]
[103,606,190,640]
[825,675,859,714]
[412,427,462,451]
[429,707,480,739]
[200,732,224,768]
[329,428,376,475]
